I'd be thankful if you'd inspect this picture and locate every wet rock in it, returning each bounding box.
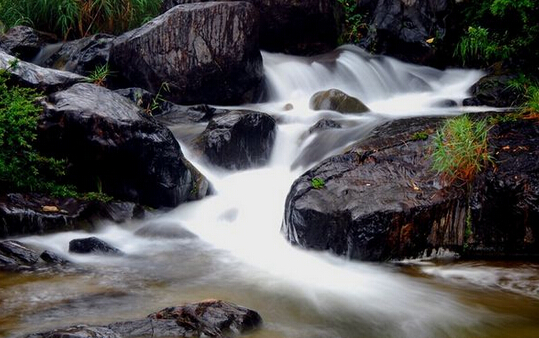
[69,237,123,255]
[193,110,277,170]
[36,34,114,78]
[110,2,263,105]
[0,240,40,266]
[282,116,467,261]
[0,26,57,60]
[309,119,342,133]
[26,325,120,338]
[464,74,521,107]
[27,300,262,338]
[432,99,458,108]
[38,83,209,208]
[309,89,369,114]
[40,250,70,265]
[358,0,450,64]
[467,120,539,257]
[135,221,197,239]
[0,51,86,93]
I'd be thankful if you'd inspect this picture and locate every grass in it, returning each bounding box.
[432,115,491,183]
[311,177,325,189]
[87,63,111,86]
[0,0,163,40]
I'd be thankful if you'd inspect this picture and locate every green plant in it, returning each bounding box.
[0,0,163,40]
[0,65,74,194]
[147,82,170,115]
[87,63,111,86]
[337,0,367,44]
[431,115,491,183]
[411,131,429,141]
[311,177,325,189]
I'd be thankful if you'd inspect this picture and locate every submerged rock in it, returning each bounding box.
[69,237,123,255]
[39,83,208,208]
[0,51,86,93]
[309,89,369,114]
[110,2,263,105]
[26,300,262,338]
[193,110,277,170]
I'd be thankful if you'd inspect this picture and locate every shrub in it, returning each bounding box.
[0,64,75,196]
[337,0,368,44]
[431,115,491,183]
[0,0,163,40]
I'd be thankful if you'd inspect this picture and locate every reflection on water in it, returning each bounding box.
[1,46,537,338]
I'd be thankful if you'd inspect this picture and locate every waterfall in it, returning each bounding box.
[8,46,533,338]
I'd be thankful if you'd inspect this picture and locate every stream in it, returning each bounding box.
[1,45,539,338]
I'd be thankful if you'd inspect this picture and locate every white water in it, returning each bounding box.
[7,46,539,338]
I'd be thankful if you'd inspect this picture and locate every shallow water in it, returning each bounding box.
[2,45,537,338]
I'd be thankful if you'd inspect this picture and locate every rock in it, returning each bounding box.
[0,240,40,266]
[26,325,121,338]
[38,83,209,208]
[467,120,539,257]
[69,237,123,255]
[432,99,458,108]
[309,89,369,113]
[162,0,342,55]
[0,26,57,60]
[309,119,342,133]
[110,2,263,105]
[464,74,521,107]
[0,51,87,93]
[282,116,467,261]
[193,110,277,170]
[135,221,197,239]
[27,300,262,338]
[145,300,262,337]
[358,0,450,64]
[35,34,114,78]
[40,250,70,265]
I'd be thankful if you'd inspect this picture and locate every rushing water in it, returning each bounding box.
[2,45,539,338]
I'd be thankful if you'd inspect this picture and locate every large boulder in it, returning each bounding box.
[192,110,277,170]
[110,2,263,105]
[282,117,466,261]
[38,83,209,208]
[309,88,370,113]
[358,0,451,65]
[162,0,342,55]
[0,51,86,93]
[0,26,57,61]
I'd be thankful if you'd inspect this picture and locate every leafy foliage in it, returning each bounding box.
[311,177,325,189]
[432,115,491,183]
[337,0,368,44]
[455,0,539,68]
[0,0,163,40]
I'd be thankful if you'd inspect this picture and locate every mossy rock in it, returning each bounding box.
[309,88,369,113]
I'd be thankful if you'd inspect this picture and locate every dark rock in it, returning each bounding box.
[309,89,369,113]
[161,0,342,55]
[69,237,123,255]
[38,83,209,208]
[193,110,277,170]
[114,87,157,114]
[0,26,57,60]
[358,0,450,65]
[0,240,40,265]
[0,51,86,93]
[146,300,262,337]
[27,300,262,338]
[432,99,458,108]
[26,325,120,338]
[110,2,263,105]
[467,120,539,257]
[282,116,467,261]
[0,193,96,238]
[309,119,343,133]
[36,34,114,78]
[466,74,521,107]
[135,221,197,239]
[40,250,70,265]
[98,202,145,224]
